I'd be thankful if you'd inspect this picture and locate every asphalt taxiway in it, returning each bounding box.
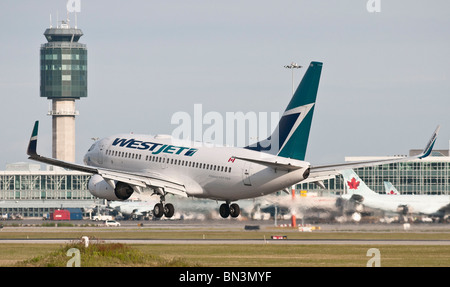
[2,238,448,245]
[5,218,450,232]
[1,219,449,246]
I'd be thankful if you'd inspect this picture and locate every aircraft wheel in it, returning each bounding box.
[230,203,240,218]
[164,203,175,218]
[351,212,361,222]
[219,203,230,218]
[153,203,164,218]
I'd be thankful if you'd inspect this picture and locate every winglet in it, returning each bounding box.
[418,125,440,159]
[25,120,98,174]
[27,121,39,157]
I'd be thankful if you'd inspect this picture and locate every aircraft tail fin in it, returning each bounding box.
[418,125,440,159]
[245,61,323,161]
[384,181,399,195]
[341,169,377,195]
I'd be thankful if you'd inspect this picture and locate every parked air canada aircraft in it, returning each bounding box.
[341,169,450,219]
[107,200,158,220]
[27,61,440,219]
[384,181,399,195]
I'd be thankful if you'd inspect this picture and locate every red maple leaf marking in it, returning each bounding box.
[347,178,360,190]
[389,190,395,195]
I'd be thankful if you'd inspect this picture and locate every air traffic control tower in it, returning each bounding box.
[40,20,87,163]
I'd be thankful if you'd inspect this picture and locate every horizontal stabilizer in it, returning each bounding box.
[232,156,307,171]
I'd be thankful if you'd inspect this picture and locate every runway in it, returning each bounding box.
[1,238,450,246]
[1,220,449,246]
[1,221,449,267]
[7,218,450,232]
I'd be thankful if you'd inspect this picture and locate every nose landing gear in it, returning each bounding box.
[219,202,240,218]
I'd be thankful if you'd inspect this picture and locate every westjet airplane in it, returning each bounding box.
[27,61,440,218]
[341,169,450,220]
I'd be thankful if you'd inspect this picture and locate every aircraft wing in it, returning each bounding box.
[308,125,441,180]
[27,121,187,197]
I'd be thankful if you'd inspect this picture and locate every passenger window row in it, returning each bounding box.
[105,149,232,173]
[106,149,142,160]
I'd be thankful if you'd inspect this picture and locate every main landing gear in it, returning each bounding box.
[219,202,240,218]
[153,202,174,218]
[152,192,174,218]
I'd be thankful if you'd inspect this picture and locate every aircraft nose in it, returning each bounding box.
[84,141,99,165]
[83,153,90,165]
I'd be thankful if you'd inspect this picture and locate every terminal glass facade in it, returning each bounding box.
[0,172,93,200]
[297,157,450,196]
[0,170,96,218]
[352,162,450,195]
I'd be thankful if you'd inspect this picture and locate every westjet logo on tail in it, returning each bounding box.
[112,138,198,156]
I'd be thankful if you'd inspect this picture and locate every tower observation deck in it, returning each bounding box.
[40,20,87,163]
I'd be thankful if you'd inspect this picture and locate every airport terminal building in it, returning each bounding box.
[0,163,96,218]
[1,146,450,218]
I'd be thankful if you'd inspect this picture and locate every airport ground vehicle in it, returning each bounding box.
[105,220,121,227]
[92,215,113,221]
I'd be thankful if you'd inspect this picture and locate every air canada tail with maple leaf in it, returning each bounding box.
[341,169,377,195]
[245,61,323,161]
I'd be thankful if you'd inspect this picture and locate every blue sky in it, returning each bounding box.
[0,0,449,167]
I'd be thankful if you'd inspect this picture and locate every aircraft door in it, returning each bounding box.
[97,141,105,165]
[161,155,168,169]
[242,163,252,186]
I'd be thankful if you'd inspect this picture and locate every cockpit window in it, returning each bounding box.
[88,143,97,152]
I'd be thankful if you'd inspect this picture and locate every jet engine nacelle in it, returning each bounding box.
[347,194,364,212]
[88,174,134,201]
[397,204,411,215]
[350,194,364,203]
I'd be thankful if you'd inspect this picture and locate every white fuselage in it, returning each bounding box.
[342,193,450,216]
[83,134,310,201]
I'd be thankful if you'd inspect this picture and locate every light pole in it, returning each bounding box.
[284,62,302,96]
[283,62,302,227]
